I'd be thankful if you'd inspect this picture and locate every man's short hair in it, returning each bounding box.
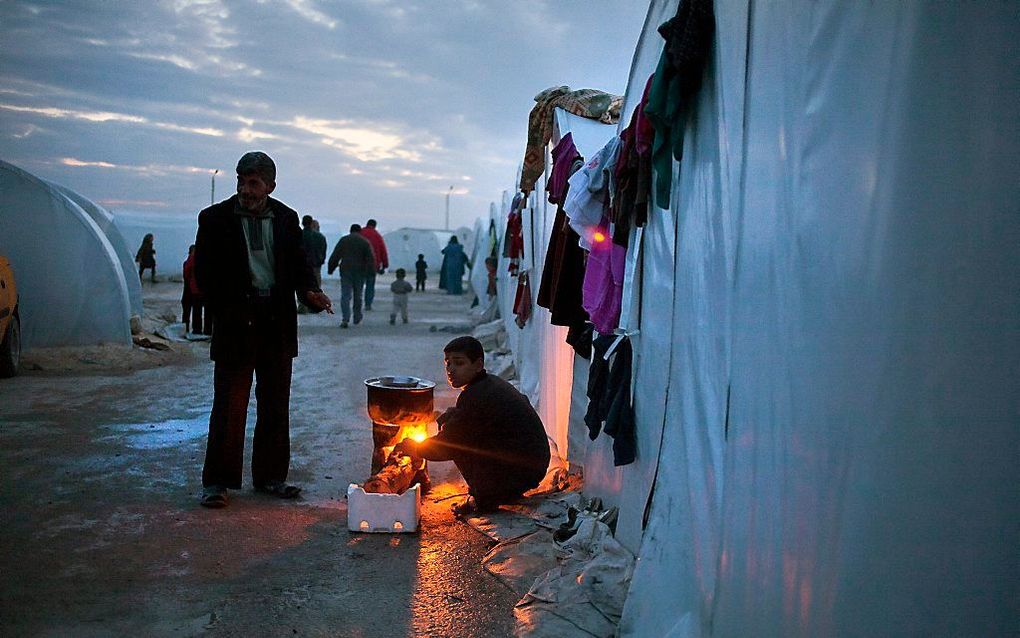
[444,336,484,362]
[302,215,314,228]
[236,151,276,184]
[366,219,377,228]
[350,223,362,233]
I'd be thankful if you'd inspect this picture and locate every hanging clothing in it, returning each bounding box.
[645,0,715,208]
[513,271,533,329]
[547,133,581,205]
[612,74,656,245]
[519,86,624,194]
[505,205,525,277]
[584,334,636,466]
[582,216,627,335]
[563,136,622,250]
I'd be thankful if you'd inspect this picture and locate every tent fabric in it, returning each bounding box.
[382,227,453,280]
[0,160,132,348]
[619,1,1019,636]
[47,182,143,316]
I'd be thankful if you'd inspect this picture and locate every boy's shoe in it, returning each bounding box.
[402,317,408,324]
[340,321,349,329]
[389,315,396,325]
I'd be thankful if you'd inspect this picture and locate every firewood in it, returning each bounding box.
[363,454,417,494]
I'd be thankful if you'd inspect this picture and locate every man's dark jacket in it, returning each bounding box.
[195,195,318,363]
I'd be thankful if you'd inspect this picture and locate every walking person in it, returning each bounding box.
[298,215,327,313]
[415,253,428,291]
[389,268,413,325]
[181,244,211,335]
[135,233,156,283]
[327,223,375,328]
[195,151,332,508]
[441,235,470,295]
[359,219,389,311]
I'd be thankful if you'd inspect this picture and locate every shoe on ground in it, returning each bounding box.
[451,496,477,518]
[201,485,228,508]
[254,481,301,499]
[402,317,408,324]
[340,321,349,329]
[389,315,396,325]
[365,305,372,311]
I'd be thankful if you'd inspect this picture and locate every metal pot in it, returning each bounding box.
[364,376,436,426]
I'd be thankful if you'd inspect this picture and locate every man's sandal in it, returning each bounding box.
[255,481,302,499]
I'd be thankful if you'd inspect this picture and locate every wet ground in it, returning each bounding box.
[0,276,519,637]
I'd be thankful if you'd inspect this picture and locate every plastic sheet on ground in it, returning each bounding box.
[513,519,635,638]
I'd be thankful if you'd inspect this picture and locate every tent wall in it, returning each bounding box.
[382,227,452,280]
[49,183,143,317]
[0,161,132,348]
[620,1,1019,636]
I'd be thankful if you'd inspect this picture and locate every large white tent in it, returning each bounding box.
[383,227,454,279]
[484,1,1018,635]
[0,160,133,348]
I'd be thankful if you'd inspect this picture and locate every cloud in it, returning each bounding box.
[60,157,213,177]
[287,115,437,162]
[280,0,338,29]
[0,103,223,137]
[97,198,170,208]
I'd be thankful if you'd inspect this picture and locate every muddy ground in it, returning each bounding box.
[0,276,520,637]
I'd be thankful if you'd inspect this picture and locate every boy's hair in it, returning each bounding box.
[417,254,424,259]
[444,336,484,362]
[395,268,406,278]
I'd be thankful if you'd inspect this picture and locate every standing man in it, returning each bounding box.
[327,223,375,328]
[298,215,327,313]
[359,219,389,311]
[195,151,332,508]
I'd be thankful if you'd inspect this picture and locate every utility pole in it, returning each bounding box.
[444,185,453,231]
[210,169,219,205]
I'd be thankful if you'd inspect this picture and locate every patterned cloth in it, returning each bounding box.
[519,86,624,194]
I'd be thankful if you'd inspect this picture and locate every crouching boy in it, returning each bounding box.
[393,336,550,514]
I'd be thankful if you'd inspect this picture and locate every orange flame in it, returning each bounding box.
[593,231,606,243]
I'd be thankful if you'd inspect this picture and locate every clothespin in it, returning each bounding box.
[604,328,640,361]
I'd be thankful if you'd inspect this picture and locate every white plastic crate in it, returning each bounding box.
[347,482,421,533]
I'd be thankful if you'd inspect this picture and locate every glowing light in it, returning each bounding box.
[393,521,404,531]
[410,431,426,443]
[593,231,606,243]
[359,520,369,531]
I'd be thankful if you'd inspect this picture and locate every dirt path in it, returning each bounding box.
[0,277,519,637]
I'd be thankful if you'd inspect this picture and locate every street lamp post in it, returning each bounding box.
[210,169,219,205]
[444,185,454,231]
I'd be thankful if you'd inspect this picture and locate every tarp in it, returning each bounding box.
[0,160,132,348]
[616,1,1019,636]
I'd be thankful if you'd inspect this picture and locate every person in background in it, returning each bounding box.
[327,223,375,329]
[441,235,470,295]
[485,256,498,297]
[359,219,389,311]
[393,336,550,515]
[415,253,428,292]
[389,268,413,325]
[195,151,332,508]
[181,244,211,335]
[135,233,156,283]
[298,215,327,313]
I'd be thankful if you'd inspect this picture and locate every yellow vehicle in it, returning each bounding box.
[0,256,20,377]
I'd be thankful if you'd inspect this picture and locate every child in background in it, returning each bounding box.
[415,254,428,291]
[390,268,414,325]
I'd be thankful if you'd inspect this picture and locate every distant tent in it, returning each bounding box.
[0,160,132,348]
[382,227,454,277]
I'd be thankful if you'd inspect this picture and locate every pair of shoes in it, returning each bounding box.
[389,315,396,325]
[340,321,349,329]
[200,485,228,508]
[254,481,301,499]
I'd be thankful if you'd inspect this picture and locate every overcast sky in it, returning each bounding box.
[0,0,648,231]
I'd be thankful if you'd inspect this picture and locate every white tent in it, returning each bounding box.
[383,227,453,280]
[485,1,1018,635]
[0,160,132,348]
[47,182,143,317]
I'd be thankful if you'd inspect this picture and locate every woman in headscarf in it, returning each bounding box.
[440,236,470,295]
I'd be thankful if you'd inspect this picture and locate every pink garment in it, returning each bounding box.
[581,217,627,334]
[546,133,580,205]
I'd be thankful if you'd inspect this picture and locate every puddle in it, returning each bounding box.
[98,411,210,450]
